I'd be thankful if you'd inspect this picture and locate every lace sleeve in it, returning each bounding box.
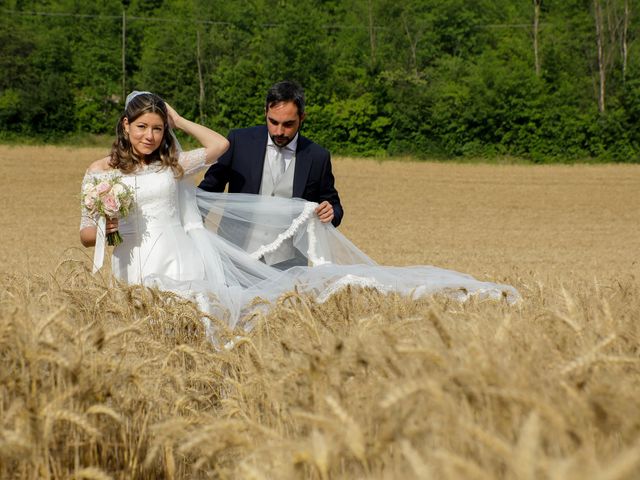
[179,148,208,176]
[79,172,98,230]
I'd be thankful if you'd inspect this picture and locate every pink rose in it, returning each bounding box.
[96,181,112,195]
[102,194,121,217]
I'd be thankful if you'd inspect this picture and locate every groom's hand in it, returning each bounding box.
[315,201,334,224]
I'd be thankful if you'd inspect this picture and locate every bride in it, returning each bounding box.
[80,91,519,329]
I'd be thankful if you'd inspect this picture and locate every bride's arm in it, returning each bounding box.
[166,103,229,165]
[80,214,119,247]
[80,219,118,247]
[80,227,97,247]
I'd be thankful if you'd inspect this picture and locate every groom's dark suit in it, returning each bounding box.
[198,125,343,227]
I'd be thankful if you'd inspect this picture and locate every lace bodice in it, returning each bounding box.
[80,149,207,230]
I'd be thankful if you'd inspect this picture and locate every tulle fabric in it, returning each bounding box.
[162,178,521,330]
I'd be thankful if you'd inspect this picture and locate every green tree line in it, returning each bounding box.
[1,0,639,162]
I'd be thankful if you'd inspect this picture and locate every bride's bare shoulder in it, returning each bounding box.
[86,156,113,174]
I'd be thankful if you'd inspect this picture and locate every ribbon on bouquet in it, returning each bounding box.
[92,216,107,273]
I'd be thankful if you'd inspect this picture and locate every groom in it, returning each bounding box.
[198,80,343,268]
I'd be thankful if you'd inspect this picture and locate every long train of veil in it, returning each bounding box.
[146,175,520,330]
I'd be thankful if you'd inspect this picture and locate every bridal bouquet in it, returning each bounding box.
[82,175,134,246]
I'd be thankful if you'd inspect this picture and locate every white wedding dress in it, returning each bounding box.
[81,149,519,331]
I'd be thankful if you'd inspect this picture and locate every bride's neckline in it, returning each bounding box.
[123,163,169,177]
[89,162,167,177]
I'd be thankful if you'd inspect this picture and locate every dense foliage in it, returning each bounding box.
[1,0,639,161]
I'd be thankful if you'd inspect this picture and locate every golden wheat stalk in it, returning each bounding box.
[461,421,513,460]
[34,305,68,338]
[379,378,443,409]
[325,395,366,463]
[71,466,113,480]
[482,387,566,431]
[432,449,494,480]
[512,412,541,480]
[310,428,330,480]
[560,333,617,376]
[593,436,640,480]
[85,405,123,424]
[400,439,433,478]
[43,409,102,441]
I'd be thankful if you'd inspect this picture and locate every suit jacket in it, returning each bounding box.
[198,125,343,227]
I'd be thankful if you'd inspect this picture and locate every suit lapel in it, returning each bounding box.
[293,136,312,198]
[248,126,268,193]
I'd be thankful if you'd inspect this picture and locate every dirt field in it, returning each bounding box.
[2,145,640,479]
[1,145,638,284]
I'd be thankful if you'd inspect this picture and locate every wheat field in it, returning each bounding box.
[1,145,640,479]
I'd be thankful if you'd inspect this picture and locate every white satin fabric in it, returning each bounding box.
[81,149,520,331]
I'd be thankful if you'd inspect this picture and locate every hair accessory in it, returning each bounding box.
[125,90,152,109]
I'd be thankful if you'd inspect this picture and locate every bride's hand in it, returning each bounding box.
[106,217,119,234]
[165,103,183,130]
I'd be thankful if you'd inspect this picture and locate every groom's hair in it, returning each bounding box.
[266,80,305,116]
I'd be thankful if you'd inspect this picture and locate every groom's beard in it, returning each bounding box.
[270,128,300,148]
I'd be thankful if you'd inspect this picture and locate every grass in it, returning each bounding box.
[1,263,639,478]
[0,136,625,164]
[0,134,114,148]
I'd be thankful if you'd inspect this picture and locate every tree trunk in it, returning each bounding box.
[594,0,606,112]
[401,14,419,78]
[196,29,205,123]
[367,0,376,68]
[122,8,126,102]
[622,0,629,83]
[533,0,541,76]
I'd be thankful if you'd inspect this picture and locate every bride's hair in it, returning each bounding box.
[110,92,183,178]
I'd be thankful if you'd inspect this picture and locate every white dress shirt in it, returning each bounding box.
[266,133,298,183]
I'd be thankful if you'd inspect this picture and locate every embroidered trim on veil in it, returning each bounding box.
[248,202,317,261]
